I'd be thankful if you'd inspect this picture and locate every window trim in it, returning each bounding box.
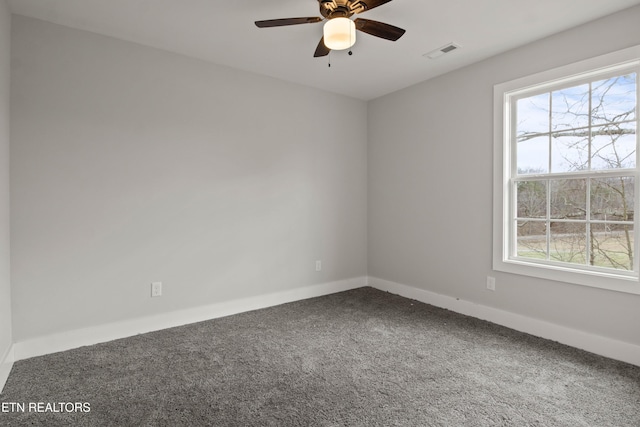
[493,45,640,295]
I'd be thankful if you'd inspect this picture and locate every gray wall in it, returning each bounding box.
[10,16,367,341]
[368,5,640,346]
[8,6,640,349]
[0,0,11,360]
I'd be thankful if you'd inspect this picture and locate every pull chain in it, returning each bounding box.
[349,18,353,57]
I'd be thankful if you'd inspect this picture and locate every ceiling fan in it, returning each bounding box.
[255,0,406,57]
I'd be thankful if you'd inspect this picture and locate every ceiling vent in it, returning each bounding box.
[423,43,461,59]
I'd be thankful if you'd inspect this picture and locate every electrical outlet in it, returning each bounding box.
[151,282,162,297]
[486,276,496,291]
[315,260,322,271]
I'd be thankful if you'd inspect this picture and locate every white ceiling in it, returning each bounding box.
[8,0,640,100]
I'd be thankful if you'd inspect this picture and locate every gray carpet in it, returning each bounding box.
[1,287,639,426]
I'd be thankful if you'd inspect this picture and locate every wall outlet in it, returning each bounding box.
[315,260,322,271]
[151,282,162,297]
[486,276,496,291]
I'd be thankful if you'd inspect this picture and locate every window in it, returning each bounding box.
[494,46,640,294]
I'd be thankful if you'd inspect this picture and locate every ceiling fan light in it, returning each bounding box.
[323,17,356,50]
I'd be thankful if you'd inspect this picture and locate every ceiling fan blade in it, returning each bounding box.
[314,37,331,57]
[255,17,323,28]
[354,18,405,41]
[355,0,394,12]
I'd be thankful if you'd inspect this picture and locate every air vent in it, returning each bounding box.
[423,43,461,59]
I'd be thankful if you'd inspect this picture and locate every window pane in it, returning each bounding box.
[502,60,639,285]
[550,222,586,265]
[591,123,636,170]
[517,93,549,137]
[590,223,634,270]
[591,176,635,221]
[551,134,589,172]
[551,84,590,131]
[517,136,549,174]
[517,180,547,218]
[550,179,586,220]
[516,220,547,259]
[591,73,637,126]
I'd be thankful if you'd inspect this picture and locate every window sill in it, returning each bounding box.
[493,257,640,295]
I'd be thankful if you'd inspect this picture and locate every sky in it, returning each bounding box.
[515,73,637,174]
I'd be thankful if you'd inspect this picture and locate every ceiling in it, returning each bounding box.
[7,0,640,100]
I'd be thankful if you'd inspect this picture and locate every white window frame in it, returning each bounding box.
[493,45,640,295]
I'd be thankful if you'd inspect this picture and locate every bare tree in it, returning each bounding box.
[515,74,636,270]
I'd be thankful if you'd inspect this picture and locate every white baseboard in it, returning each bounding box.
[12,275,639,368]
[13,277,366,362]
[0,344,14,394]
[368,276,640,367]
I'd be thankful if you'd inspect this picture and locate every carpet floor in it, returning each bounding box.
[1,287,639,426]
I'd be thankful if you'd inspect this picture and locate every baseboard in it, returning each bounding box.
[368,276,640,367]
[14,275,637,367]
[14,276,366,362]
[0,344,14,394]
